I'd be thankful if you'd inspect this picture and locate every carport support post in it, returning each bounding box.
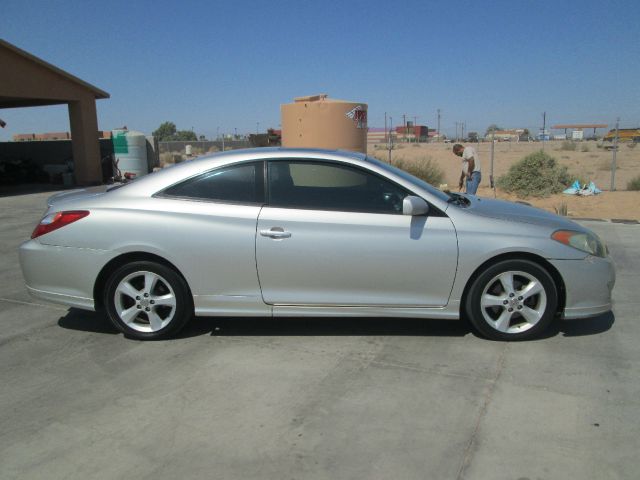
[68,98,102,185]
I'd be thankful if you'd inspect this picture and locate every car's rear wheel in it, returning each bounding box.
[104,261,192,340]
[464,259,558,340]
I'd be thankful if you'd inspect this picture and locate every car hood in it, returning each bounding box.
[463,195,587,232]
[46,185,119,208]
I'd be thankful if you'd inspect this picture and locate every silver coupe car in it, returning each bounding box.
[19,148,615,340]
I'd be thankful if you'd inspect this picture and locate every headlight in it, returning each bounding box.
[551,230,608,257]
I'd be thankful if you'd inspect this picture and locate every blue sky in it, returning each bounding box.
[1,0,638,141]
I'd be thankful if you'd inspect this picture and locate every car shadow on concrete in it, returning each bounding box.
[179,316,472,339]
[58,309,119,335]
[57,309,615,341]
[555,311,615,337]
[58,309,472,339]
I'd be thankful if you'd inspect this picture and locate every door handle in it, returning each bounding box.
[260,227,292,239]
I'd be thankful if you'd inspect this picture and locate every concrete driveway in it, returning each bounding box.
[1,191,638,480]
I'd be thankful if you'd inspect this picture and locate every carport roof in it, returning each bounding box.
[0,39,109,107]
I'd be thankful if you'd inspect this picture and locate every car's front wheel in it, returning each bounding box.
[464,259,558,340]
[104,261,192,340]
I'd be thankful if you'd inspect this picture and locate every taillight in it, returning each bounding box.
[31,210,90,239]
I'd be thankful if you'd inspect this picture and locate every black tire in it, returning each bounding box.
[464,259,558,341]
[104,261,192,340]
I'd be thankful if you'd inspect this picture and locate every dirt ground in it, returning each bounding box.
[368,140,640,220]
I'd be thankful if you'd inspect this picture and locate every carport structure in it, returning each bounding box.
[0,39,109,185]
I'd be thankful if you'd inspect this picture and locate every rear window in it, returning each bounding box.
[161,161,264,204]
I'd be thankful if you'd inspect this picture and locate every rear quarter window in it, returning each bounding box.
[161,161,264,204]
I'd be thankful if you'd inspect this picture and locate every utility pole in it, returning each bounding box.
[437,109,441,141]
[388,116,393,163]
[490,129,496,198]
[542,112,546,151]
[611,117,619,191]
[384,112,388,144]
[462,122,466,141]
[454,121,459,141]
[402,114,407,142]
[413,116,418,143]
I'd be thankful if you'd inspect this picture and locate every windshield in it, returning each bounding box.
[366,156,450,202]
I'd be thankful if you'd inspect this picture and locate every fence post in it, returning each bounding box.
[610,118,619,191]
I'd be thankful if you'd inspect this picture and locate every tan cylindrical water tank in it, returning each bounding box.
[281,94,367,153]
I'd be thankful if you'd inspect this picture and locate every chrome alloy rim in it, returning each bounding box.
[480,271,547,334]
[113,271,177,333]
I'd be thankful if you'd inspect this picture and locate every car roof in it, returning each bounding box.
[207,147,368,162]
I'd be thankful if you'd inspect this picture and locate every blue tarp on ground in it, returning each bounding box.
[563,180,602,196]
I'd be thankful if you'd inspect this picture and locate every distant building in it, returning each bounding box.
[486,129,523,141]
[537,130,551,141]
[248,128,282,147]
[367,125,435,143]
[395,125,430,142]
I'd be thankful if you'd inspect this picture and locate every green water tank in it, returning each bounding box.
[111,129,148,179]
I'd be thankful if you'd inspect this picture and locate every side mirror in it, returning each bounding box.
[402,196,429,216]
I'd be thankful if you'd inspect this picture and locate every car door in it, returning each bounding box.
[154,160,267,314]
[255,159,458,307]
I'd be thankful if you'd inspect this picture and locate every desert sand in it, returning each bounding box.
[368,140,640,221]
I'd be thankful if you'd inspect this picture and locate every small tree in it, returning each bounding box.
[174,130,198,141]
[153,121,177,141]
[485,124,502,136]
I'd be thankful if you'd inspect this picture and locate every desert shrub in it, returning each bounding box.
[554,202,568,216]
[560,141,577,151]
[628,175,640,191]
[497,150,570,198]
[391,156,444,185]
[581,144,590,152]
[373,154,444,185]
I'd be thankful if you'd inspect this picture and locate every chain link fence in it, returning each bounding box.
[158,140,250,155]
[157,140,252,167]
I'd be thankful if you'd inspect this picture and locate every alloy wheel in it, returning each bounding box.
[479,270,547,334]
[113,270,177,333]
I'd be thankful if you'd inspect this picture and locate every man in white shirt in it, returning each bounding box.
[453,143,482,195]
